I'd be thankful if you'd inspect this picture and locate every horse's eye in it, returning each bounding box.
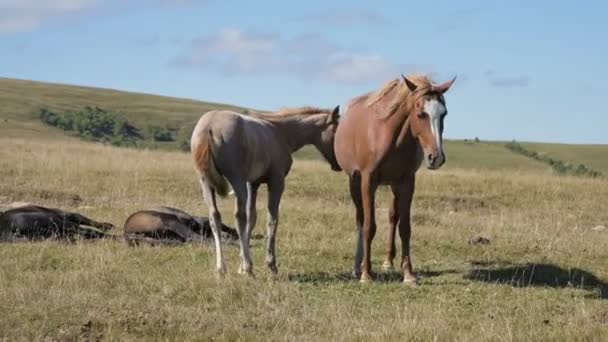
[417,112,428,119]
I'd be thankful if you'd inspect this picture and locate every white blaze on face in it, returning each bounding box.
[423,99,446,165]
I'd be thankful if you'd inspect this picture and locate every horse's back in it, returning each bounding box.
[193,110,287,183]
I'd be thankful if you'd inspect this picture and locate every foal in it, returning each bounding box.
[191,106,341,276]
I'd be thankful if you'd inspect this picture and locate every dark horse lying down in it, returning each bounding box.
[0,205,114,241]
[123,206,240,246]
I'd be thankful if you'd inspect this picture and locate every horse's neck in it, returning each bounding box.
[270,116,321,153]
[370,90,411,145]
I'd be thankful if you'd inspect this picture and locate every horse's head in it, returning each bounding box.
[402,75,456,170]
[314,105,342,172]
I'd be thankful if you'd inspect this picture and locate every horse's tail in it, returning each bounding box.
[192,129,229,197]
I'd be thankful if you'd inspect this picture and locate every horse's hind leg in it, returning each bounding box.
[265,178,285,275]
[245,182,259,243]
[396,175,417,284]
[200,178,226,275]
[231,180,253,275]
[349,173,364,278]
[65,212,114,231]
[383,186,400,271]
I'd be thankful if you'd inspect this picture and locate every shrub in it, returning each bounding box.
[505,140,602,178]
[39,107,141,147]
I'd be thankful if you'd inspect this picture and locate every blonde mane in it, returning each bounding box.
[366,75,434,119]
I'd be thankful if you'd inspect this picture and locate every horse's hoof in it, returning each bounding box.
[381,262,394,272]
[403,274,418,286]
[360,273,373,283]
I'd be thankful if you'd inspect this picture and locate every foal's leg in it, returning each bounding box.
[232,180,253,275]
[167,221,204,242]
[360,172,377,283]
[397,175,417,284]
[265,179,285,274]
[382,187,400,271]
[64,212,114,231]
[245,182,259,243]
[349,174,364,277]
[199,179,226,275]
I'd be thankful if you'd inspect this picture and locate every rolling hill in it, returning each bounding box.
[1,77,606,174]
[0,77,249,147]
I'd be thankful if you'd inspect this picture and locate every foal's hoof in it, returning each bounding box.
[381,261,394,272]
[215,268,227,280]
[238,267,255,278]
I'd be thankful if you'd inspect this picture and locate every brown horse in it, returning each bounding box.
[334,74,456,283]
[191,106,341,276]
[123,206,240,246]
[0,204,114,241]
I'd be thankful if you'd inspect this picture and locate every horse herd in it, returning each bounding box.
[1,74,456,284]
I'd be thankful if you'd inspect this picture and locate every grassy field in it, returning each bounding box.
[1,136,607,341]
[1,79,607,340]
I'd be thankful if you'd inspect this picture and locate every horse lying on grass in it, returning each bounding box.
[0,204,114,241]
[123,206,241,246]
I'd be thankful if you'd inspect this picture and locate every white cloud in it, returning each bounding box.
[0,0,99,33]
[172,28,403,85]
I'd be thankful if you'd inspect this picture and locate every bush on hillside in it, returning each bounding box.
[505,140,602,178]
[39,106,141,147]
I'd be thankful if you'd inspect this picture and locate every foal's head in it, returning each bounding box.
[401,75,456,170]
[314,105,342,172]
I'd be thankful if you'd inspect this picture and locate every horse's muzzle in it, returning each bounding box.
[425,152,445,170]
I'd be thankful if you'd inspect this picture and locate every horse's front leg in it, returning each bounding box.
[266,179,285,275]
[397,175,417,284]
[360,172,377,283]
[382,188,400,271]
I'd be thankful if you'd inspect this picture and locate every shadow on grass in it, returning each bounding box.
[467,261,607,299]
[287,269,459,284]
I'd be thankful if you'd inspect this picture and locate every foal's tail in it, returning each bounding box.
[192,129,229,197]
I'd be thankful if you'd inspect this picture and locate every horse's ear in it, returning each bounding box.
[402,74,418,92]
[434,76,457,94]
[327,105,340,124]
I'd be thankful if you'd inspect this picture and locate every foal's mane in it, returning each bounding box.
[251,106,333,122]
[365,75,433,119]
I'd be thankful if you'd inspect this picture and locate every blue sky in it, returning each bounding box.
[1,0,607,143]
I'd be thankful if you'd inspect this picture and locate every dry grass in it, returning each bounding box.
[1,137,607,341]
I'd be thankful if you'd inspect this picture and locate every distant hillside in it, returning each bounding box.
[0,77,249,148]
[1,77,606,174]
[519,142,608,174]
